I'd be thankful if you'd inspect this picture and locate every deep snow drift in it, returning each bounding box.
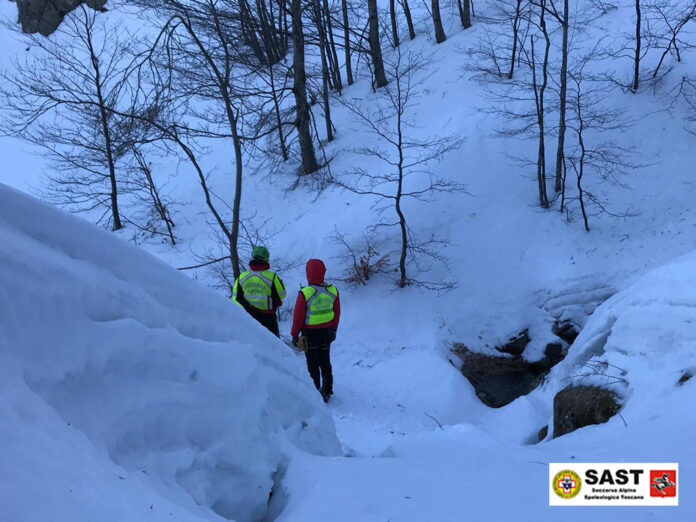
[0,183,340,522]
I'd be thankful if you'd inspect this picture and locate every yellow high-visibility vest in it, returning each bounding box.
[301,284,338,325]
[233,269,286,311]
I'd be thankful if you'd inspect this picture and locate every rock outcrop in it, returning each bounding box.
[13,0,107,36]
[553,385,621,438]
[453,322,575,408]
[453,340,566,408]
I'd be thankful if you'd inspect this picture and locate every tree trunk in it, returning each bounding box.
[554,0,568,193]
[87,31,122,231]
[341,0,354,85]
[132,146,176,245]
[368,0,388,87]
[401,0,416,39]
[538,5,550,208]
[390,0,399,47]
[291,0,320,173]
[432,0,446,44]
[508,0,522,79]
[633,0,641,91]
[315,0,334,141]
[240,0,267,64]
[324,0,342,92]
[269,57,288,160]
[457,0,471,29]
[230,115,244,279]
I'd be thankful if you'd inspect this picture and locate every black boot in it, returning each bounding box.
[320,384,331,403]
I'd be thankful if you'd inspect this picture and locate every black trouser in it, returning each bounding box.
[305,347,333,394]
[245,306,279,337]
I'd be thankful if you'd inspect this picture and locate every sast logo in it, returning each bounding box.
[650,470,677,497]
[552,470,582,499]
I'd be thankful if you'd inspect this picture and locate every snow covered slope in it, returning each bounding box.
[0,183,340,522]
[551,247,696,432]
[279,248,696,521]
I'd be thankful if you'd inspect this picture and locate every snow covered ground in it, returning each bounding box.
[0,184,339,522]
[1,0,696,520]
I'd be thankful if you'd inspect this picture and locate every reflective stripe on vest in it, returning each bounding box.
[238,270,275,311]
[301,284,338,326]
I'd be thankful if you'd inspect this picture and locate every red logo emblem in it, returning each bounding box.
[650,470,677,497]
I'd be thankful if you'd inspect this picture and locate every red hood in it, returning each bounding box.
[249,259,270,271]
[306,259,326,285]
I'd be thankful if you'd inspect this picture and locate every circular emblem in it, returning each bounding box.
[553,469,582,499]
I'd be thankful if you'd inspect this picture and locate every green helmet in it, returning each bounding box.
[251,245,270,262]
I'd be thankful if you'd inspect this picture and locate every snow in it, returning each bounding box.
[1,0,696,520]
[277,248,696,521]
[0,183,340,522]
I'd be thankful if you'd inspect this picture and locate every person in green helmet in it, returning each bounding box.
[232,246,287,336]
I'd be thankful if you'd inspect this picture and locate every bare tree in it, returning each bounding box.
[341,0,355,84]
[136,0,278,278]
[432,0,447,43]
[390,0,400,47]
[458,0,472,29]
[331,49,464,288]
[476,0,551,208]
[400,0,416,40]
[323,0,343,92]
[468,0,530,81]
[124,145,178,244]
[508,0,526,78]
[313,0,334,141]
[291,0,321,173]
[368,0,389,87]
[562,54,637,230]
[548,0,570,193]
[649,0,696,78]
[523,0,551,208]
[634,0,642,91]
[0,6,131,230]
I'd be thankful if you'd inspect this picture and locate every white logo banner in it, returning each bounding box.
[549,463,679,506]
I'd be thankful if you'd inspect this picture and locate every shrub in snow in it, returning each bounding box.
[0,184,340,522]
[552,385,621,438]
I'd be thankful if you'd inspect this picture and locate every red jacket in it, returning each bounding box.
[291,259,340,338]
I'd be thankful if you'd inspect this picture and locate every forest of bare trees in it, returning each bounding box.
[2,0,696,288]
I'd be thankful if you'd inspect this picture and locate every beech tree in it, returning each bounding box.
[368,0,389,88]
[432,0,447,43]
[332,49,463,289]
[291,0,321,172]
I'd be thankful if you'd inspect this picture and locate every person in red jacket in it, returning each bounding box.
[291,259,340,402]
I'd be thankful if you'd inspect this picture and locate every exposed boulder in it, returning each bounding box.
[13,0,107,36]
[678,371,692,385]
[537,425,549,442]
[553,385,621,438]
[553,319,580,345]
[495,329,530,357]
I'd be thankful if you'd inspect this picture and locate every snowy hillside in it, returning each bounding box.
[0,183,339,522]
[277,245,696,521]
[1,0,696,519]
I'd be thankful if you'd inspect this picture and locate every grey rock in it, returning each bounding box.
[495,329,530,356]
[553,385,621,438]
[13,0,107,36]
[553,319,580,345]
